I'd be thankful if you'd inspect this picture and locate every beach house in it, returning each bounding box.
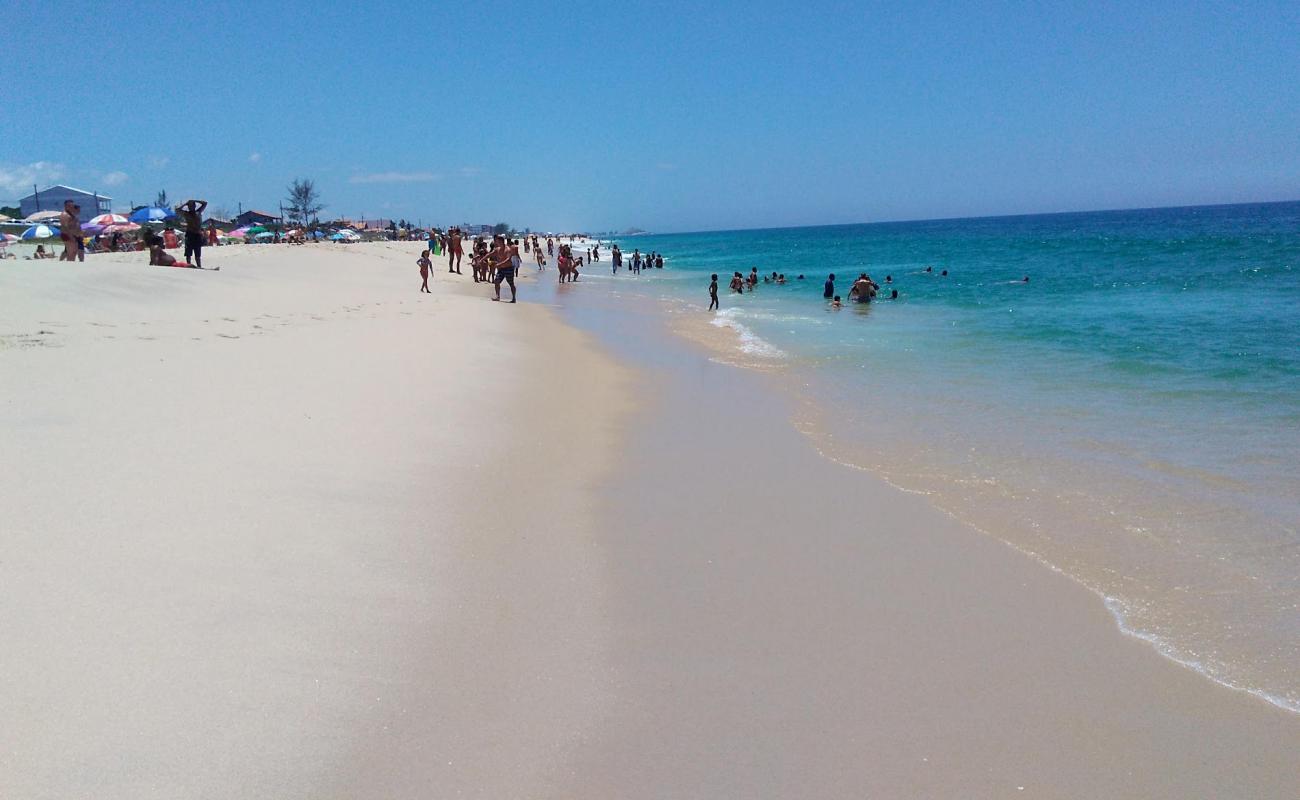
[19,185,112,223]
[233,209,283,228]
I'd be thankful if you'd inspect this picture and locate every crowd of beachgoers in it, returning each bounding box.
[5,202,1033,315]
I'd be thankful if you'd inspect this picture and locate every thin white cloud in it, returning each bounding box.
[102,171,129,186]
[148,155,170,169]
[0,161,67,196]
[459,166,482,178]
[349,171,441,184]
[249,152,262,163]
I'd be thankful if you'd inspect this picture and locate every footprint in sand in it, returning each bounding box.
[221,317,237,322]
[88,322,116,328]
[216,334,240,339]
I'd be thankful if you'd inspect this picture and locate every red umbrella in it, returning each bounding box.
[89,213,130,226]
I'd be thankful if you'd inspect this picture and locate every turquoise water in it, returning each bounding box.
[597,202,1300,712]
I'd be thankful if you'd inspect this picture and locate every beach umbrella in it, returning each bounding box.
[246,226,268,234]
[0,232,19,243]
[308,230,326,239]
[128,206,175,223]
[24,210,62,222]
[80,223,107,235]
[103,222,141,233]
[89,213,129,226]
[254,231,275,239]
[21,224,60,239]
[0,213,12,222]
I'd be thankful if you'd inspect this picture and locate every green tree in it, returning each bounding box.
[0,205,20,219]
[284,178,325,226]
[492,222,510,236]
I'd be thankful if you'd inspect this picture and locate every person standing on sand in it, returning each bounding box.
[491,235,517,303]
[177,199,208,269]
[709,273,719,310]
[417,250,432,293]
[449,227,463,274]
[58,200,81,261]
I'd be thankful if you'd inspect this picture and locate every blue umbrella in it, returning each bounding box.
[129,206,176,223]
[329,232,348,241]
[21,224,60,239]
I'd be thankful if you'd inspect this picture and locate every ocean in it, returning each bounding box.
[584,202,1300,713]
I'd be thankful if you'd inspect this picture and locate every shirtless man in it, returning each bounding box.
[177,199,208,269]
[58,200,81,261]
[848,273,878,303]
[490,235,517,302]
[448,226,463,274]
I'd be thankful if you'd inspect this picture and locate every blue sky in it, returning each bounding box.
[4,1,1297,232]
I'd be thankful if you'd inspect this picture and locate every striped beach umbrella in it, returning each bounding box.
[21,224,60,239]
[89,213,130,227]
[1,232,19,243]
[103,222,141,233]
[24,210,62,222]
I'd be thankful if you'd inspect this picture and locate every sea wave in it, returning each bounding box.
[709,309,788,359]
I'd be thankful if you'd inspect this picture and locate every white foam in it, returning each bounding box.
[709,309,788,359]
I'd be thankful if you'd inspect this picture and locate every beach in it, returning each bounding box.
[3,241,1297,798]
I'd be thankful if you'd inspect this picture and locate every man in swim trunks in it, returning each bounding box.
[177,199,208,269]
[849,274,876,303]
[823,273,835,299]
[449,226,463,274]
[490,235,516,302]
[58,200,81,261]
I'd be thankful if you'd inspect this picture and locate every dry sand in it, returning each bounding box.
[3,240,1297,799]
[1,242,632,798]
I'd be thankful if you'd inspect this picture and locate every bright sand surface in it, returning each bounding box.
[3,241,1298,798]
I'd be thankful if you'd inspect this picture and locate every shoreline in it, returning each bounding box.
[587,228,1300,717]
[533,260,1300,795]
[3,241,1296,796]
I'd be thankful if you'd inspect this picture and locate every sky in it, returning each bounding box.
[3,1,1298,233]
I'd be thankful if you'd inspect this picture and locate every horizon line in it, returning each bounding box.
[627,197,1300,238]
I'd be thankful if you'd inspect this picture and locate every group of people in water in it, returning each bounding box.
[705,263,1026,311]
[608,246,663,275]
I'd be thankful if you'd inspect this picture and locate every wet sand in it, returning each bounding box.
[539,271,1300,799]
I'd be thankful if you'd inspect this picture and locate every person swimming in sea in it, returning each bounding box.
[831,295,842,309]
[848,274,877,303]
[823,273,835,299]
[730,272,745,293]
